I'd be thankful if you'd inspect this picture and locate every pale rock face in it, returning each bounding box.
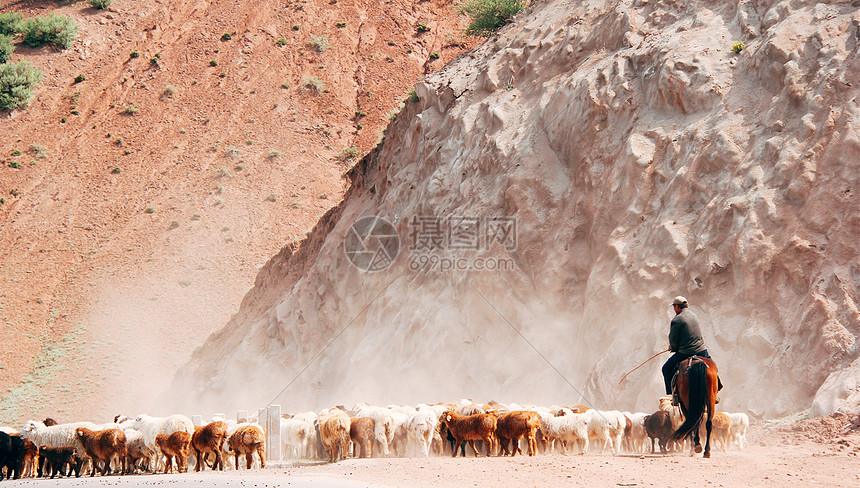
[167,0,860,419]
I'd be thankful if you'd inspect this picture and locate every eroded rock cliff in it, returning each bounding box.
[168,0,860,418]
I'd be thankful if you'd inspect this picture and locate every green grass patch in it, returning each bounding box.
[22,14,79,49]
[0,12,24,36]
[0,61,43,111]
[457,0,526,37]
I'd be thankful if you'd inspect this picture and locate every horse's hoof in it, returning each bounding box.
[694,445,703,454]
[704,452,711,458]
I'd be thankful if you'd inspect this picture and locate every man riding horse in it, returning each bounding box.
[661,296,721,405]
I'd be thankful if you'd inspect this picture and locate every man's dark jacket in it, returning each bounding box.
[669,308,706,355]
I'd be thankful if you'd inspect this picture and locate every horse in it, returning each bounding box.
[670,356,719,458]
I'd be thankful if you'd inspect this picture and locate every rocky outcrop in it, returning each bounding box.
[168,0,860,418]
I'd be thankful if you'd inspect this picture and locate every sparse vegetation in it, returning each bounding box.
[277,37,288,46]
[336,22,346,28]
[306,35,329,53]
[11,149,20,156]
[732,41,745,54]
[267,149,282,160]
[28,143,47,159]
[210,59,218,67]
[74,74,86,84]
[416,23,430,33]
[168,220,180,230]
[281,82,290,89]
[8,160,20,169]
[336,146,358,162]
[407,88,419,103]
[145,207,155,214]
[457,0,526,37]
[89,0,113,9]
[265,193,277,202]
[0,61,43,111]
[292,24,301,31]
[121,104,139,115]
[224,147,239,158]
[0,12,23,36]
[161,84,176,100]
[301,75,324,92]
[114,136,125,146]
[111,166,121,174]
[130,50,140,58]
[221,32,232,41]
[0,34,13,63]
[150,53,161,65]
[0,329,87,424]
[429,52,440,59]
[22,14,79,49]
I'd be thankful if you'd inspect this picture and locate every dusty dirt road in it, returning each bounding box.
[3,433,859,488]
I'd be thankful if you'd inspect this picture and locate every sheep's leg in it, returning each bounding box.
[234,452,239,470]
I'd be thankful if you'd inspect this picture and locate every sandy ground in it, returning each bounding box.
[3,426,859,488]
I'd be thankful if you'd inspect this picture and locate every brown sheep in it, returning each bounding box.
[700,412,732,452]
[495,411,541,457]
[20,439,38,478]
[349,418,375,459]
[643,411,673,454]
[320,412,350,462]
[192,421,227,471]
[228,424,266,469]
[74,427,126,476]
[155,431,191,474]
[439,411,497,457]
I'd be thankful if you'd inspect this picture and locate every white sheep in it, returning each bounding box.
[280,417,311,459]
[20,420,101,450]
[405,409,438,457]
[131,414,195,471]
[622,412,649,454]
[582,410,617,455]
[388,410,410,456]
[123,429,154,473]
[540,412,589,454]
[354,406,394,456]
[728,412,750,450]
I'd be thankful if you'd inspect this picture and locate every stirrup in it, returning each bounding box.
[671,393,679,406]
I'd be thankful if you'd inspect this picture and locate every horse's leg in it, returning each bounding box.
[704,410,713,458]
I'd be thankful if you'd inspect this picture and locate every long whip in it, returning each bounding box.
[617,348,671,385]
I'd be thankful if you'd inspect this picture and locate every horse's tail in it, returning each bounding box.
[671,361,708,441]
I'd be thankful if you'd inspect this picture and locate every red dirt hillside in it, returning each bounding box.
[0,0,480,422]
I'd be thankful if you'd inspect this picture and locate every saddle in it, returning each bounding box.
[671,356,723,405]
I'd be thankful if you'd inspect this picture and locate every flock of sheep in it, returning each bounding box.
[0,397,751,479]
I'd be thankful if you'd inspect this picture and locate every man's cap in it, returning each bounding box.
[672,296,688,306]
